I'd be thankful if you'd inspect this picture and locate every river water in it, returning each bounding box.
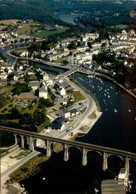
[1,47,136,193]
[58,14,78,25]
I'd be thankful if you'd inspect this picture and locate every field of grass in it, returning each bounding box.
[0,85,13,95]
[0,19,20,26]
[0,20,20,32]
[72,91,86,102]
[15,47,28,52]
[0,148,10,157]
[9,149,31,160]
[10,154,50,182]
[0,26,6,31]
[35,27,68,38]
[17,22,38,35]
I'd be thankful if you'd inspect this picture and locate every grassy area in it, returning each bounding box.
[0,19,20,26]
[72,91,86,102]
[17,22,38,35]
[0,85,13,95]
[9,149,31,160]
[9,153,50,182]
[14,47,28,52]
[53,143,63,153]
[35,27,68,38]
[0,19,20,32]
[9,141,64,182]
[0,26,6,31]
[0,148,10,157]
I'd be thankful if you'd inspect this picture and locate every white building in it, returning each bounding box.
[58,87,66,96]
[29,81,40,92]
[0,73,7,79]
[118,168,128,186]
[20,51,29,57]
[39,88,48,99]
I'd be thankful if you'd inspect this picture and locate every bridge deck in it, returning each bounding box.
[1,125,136,159]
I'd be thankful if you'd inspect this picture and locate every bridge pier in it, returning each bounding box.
[82,147,87,166]
[46,140,51,157]
[124,156,129,176]
[102,152,108,170]
[29,136,34,151]
[64,144,69,162]
[14,134,18,145]
[20,135,25,148]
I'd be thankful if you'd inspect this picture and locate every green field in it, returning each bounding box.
[34,27,68,38]
[17,22,38,35]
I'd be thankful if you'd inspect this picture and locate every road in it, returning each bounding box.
[57,78,97,139]
[1,151,39,179]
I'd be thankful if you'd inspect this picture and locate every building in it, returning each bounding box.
[39,87,48,99]
[59,108,79,118]
[48,117,69,131]
[58,87,66,96]
[70,108,79,117]
[101,179,126,194]
[118,168,128,186]
[0,73,7,80]
[29,81,40,92]
[17,92,37,101]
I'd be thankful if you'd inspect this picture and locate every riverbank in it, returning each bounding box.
[95,72,136,99]
[7,48,136,100]
[1,98,101,193]
[1,73,102,194]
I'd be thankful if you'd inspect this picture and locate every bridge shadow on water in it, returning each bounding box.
[20,148,123,194]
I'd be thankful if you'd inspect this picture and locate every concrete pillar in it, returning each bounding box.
[29,136,34,151]
[124,156,129,176]
[82,147,87,166]
[20,135,25,148]
[14,134,18,145]
[102,152,108,170]
[64,144,69,162]
[46,140,51,157]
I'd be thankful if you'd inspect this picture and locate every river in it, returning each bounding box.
[58,14,79,25]
[1,47,136,193]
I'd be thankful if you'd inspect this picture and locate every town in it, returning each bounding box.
[1,18,136,194]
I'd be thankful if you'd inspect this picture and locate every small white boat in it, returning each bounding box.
[114,109,117,113]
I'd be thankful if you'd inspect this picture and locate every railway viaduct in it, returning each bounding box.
[1,125,136,176]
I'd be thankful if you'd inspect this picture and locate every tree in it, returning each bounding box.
[53,83,59,90]
[28,42,40,53]
[48,88,55,101]
[62,60,69,66]
[7,73,14,82]
[88,42,92,49]
[12,82,32,95]
[68,41,77,50]
[33,110,45,126]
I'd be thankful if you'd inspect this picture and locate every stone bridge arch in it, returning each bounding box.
[63,144,82,163]
[106,154,124,174]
